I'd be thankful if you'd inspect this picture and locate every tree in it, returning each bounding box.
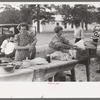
[55,5,72,28]
[31,4,55,33]
[71,4,96,30]
[19,4,35,24]
[96,7,100,24]
[51,4,97,30]
[37,5,40,33]
[20,4,55,33]
[84,5,97,30]
[0,5,21,24]
[71,5,87,28]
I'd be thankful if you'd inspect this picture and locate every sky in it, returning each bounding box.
[10,3,100,8]
[0,2,100,11]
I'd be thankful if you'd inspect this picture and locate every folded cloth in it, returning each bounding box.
[50,51,71,61]
[69,49,76,59]
[31,57,48,65]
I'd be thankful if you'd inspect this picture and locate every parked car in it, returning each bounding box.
[0,24,36,46]
[0,24,19,46]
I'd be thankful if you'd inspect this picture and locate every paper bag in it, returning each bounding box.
[74,39,85,50]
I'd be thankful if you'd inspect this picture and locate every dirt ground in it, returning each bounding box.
[75,59,100,82]
[36,31,100,82]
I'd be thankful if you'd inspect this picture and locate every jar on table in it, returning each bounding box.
[22,57,31,68]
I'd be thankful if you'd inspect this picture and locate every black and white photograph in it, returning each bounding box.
[0,1,100,98]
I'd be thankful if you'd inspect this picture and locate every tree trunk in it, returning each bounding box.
[71,23,74,28]
[81,20,84,29]
[37,4,40,33]
[85,22,88,30]
[64,23,67,28]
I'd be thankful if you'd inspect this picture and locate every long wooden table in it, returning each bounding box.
[0,59,90,82]
[31,60,78,82]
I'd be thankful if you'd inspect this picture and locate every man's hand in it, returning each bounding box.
[73,45,82,50]
[31,38,37,46]
[26,44,34,51]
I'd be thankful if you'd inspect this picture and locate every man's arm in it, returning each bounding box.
[14,43,32,50]
[30,37,38,46]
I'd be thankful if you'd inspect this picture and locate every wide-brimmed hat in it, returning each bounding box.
[91,31,99,39]
[54,26,63,33]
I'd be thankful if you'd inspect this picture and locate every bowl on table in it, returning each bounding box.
[3,64,15,73]
[22,60,31,68]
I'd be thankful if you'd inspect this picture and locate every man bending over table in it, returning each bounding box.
[45,25,74,55]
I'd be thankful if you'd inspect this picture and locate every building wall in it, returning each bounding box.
[40,21,75,32]
[87,24,95,30]
[33,20,95,32]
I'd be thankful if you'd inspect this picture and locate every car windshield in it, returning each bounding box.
[3,27,14,35]
[0,24,36,36]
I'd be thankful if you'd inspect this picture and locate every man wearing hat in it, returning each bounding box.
[45,25,72,55]
[44,25,74,81]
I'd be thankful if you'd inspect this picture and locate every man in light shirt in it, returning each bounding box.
[74,20,84,43]
[5,37,15,58]
[0,37,10,54]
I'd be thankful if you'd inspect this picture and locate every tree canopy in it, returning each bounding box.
[0,4,100,32]
[0,5,21,24]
